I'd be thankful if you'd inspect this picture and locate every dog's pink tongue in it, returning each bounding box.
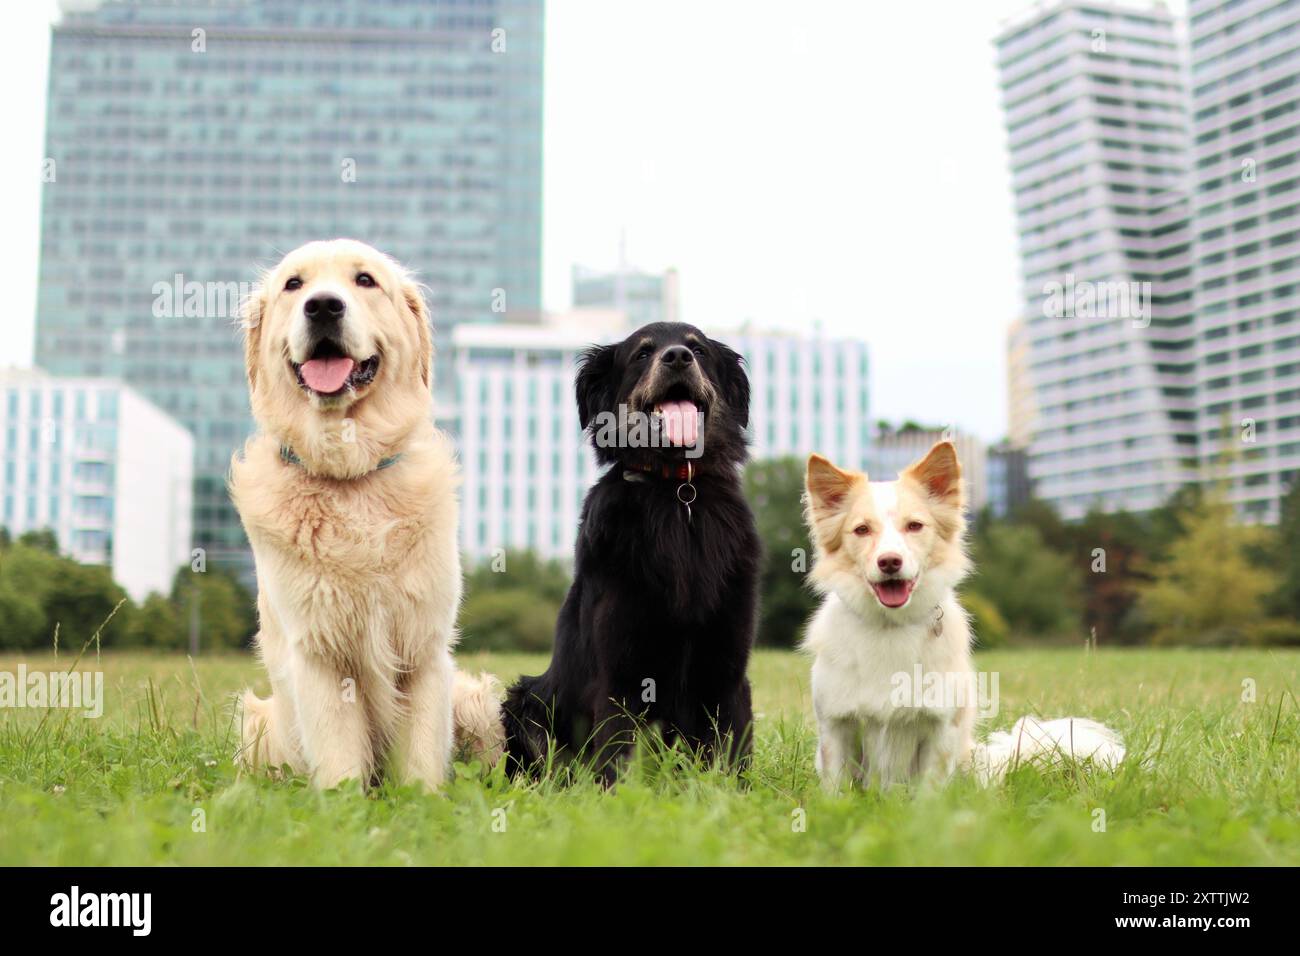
[659,400,700,446]
[874,579,914,609]
[299,357,354,393]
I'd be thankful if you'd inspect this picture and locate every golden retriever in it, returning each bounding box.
[231,238,502,790]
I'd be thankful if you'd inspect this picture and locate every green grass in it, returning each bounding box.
[0,647,1297,865]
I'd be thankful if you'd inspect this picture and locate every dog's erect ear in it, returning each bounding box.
[712,340,750,428]
[575,343,616,430]
[242,283,268,394]
[401,279,433,389]
[805,454,862,552]
[806,454,860,514]
[903,441,963,509]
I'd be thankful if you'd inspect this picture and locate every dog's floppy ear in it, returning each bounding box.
[575,343,616,430]
[902,441,963,511]
[241,283,268,394]
[401,279,433,389]
[712,340,750,427]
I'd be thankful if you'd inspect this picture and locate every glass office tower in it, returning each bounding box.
[35,0,544,570]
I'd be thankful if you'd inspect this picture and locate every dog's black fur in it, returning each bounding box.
[502,322,760,782]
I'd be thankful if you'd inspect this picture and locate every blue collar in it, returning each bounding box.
[279,445,403,474]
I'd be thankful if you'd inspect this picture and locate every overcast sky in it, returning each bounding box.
[3,0,1177,443]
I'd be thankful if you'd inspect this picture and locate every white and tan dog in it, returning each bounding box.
[231,238,501,790]
[802,442,1123,790]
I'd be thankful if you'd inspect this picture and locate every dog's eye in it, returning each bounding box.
[355,272,376,288]
[284,276,302,292]
[906,521,924,533]
[853,524,871,537]
[691,344,705,356]
[636,348,652,361]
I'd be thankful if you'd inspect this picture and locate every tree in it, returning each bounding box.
[1274,479,1300,621]
[965,522,1084,640]
[464,549,571,605]
[1138,490,1282,645]
[1008,497,1073,554]
[744,457,816,648]
[43,560,134,648]
[127,592,184,649]
[168,565,257,651]
[459,589,561,653]
[0,542,131,649]
[1072,508,1159,644]
[17,528,59,553]
[963,591,1009,648]
[458,549,570,653]
[0,584,47,649]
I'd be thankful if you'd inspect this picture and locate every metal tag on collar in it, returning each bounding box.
[676,461,697,525]
[930,605,944,638]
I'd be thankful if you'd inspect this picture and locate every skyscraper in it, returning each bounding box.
[35,0,544,569]
[995,0,1199,519]
[1188,0,1300,522]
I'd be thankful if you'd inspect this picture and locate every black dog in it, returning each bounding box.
[502,322,760,782]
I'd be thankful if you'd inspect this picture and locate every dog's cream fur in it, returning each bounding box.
[231,238,502,789]
[802,442,1124,790]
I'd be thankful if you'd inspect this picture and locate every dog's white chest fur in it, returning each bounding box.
[805,592,976,788]
[808,595,970,724]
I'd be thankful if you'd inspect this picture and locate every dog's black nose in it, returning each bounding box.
[877,554,903,575]
[660,345,694,367]
[304,293,345,322]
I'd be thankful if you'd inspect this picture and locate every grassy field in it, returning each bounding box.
[0,646,1297,865]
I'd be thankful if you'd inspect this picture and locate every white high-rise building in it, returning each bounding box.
[996,0,1200,519]
[0,369,194,600]
[1189,0,1300,522]
[453,313,619,561]
[725,328,871,473]
[453,316,870,562]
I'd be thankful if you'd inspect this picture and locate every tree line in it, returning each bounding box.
[4,457,1300,652]
[0,529,254,652]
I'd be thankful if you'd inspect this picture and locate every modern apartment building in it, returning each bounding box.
[1188,0,1300,521]
[0,368,193,600]
[453,312,619,561]
[34,0,544,569]
[996,0,1200,519]
[453,314,870,562]
[728,328,872,472]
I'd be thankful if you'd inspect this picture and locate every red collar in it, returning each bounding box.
[623,460,696,482]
